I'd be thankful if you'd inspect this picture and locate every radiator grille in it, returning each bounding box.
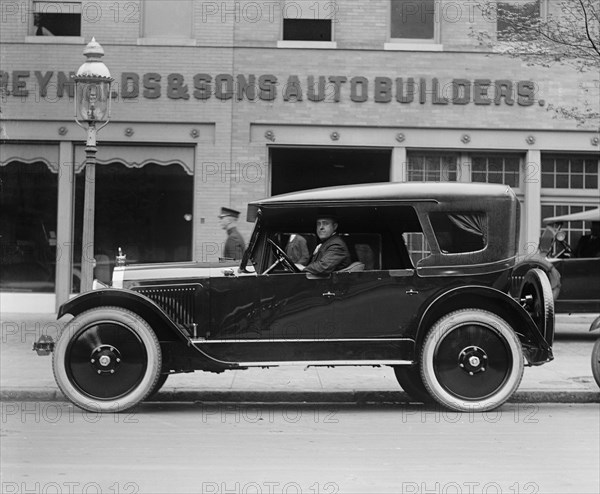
[135,284,198,330]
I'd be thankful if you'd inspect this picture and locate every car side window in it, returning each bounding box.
[341,233,381,270]
[429,212,487,253]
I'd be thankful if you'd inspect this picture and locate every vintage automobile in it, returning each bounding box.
[592,318,600,388]
[511,208,600,314]
[35,182,555,413]
[536,208,600,389]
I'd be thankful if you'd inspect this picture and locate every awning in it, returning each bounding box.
[74,144,195,175]
[0,143,60,172]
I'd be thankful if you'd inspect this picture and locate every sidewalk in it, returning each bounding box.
[1,312,599,404]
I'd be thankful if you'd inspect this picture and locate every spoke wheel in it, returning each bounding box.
[592,339,600,389]
[393,365,433,403]
[53,307,161,412]
[421,309,524,412]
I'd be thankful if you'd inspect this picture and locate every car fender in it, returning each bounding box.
[510,252,561,300]
[589,315,600,333]
[57,289,191,343]
[416,285,552,365]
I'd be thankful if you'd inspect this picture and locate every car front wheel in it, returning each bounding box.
[53,307,162,412]
[420,309,524,412]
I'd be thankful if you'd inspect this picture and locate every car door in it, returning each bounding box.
[255,271,336,362]
[330,269,424,362]
[553,257,600,312]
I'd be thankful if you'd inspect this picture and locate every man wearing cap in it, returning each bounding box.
[575,221,600,257]
[219,207,246,260]
[299,215,351,275]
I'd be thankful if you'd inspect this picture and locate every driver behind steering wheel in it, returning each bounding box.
[296,214,351,274]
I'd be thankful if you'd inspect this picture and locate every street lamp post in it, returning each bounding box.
[74,38,113,292]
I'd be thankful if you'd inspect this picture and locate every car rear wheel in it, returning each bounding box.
[393,365,433,403]
[53,307,161,412]
[519,268,555,345]
[591,339,600,389]
[421,309,524,412]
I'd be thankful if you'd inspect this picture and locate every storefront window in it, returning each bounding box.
[541,154,599,189]
[471,154,521,187]
[407,153,458,182]
[0,161,58,292]
[73,162,193,289]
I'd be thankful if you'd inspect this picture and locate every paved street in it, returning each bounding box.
[1,313,599,493]
[1,402,599,494]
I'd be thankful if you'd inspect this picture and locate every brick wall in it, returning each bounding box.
[1,0,597,261]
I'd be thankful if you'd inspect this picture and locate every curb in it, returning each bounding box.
[2,388,599,405]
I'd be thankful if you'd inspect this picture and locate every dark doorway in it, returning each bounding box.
[270,147,391,195]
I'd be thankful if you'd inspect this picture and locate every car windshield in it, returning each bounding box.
[251,204,424,273]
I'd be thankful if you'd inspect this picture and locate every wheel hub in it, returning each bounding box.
[458,345,488,375]
[90,345,122,374]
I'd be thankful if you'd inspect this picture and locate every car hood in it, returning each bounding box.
[119,261,244,284]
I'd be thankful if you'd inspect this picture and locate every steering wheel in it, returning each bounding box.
[266,239,301,274]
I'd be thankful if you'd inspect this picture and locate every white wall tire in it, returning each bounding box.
[421,309,524,412]
[591,339,600,389]
[519,268,555,345]
[53,307,161,412]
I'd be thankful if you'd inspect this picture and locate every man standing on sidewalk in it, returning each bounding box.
[219,207,246,260]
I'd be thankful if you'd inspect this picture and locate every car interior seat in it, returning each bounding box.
[336,261,366,273]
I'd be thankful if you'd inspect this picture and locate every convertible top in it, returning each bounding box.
[247,182,516,222]
[543,208,600,225]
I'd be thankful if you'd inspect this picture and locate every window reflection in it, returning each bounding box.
[73,162,193,290]
[0,162,58,292]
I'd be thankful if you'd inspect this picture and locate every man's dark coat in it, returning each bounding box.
[224,227,246,260]
[304,234,351,274]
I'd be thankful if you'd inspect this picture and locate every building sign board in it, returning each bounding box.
[0,71,537,106]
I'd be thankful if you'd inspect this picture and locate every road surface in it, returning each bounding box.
[1,402,598,494]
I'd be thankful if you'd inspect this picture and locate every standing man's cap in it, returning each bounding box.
[219,207,240,219]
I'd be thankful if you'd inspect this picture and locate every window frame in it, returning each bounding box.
[25,0,84,44]
[541,154,600,191]
[495,0,548,44]
[278,14,336,49]
[469,153,523,189]
[138,0,196,46]
[386,0,443,51]
[406,151,459,182]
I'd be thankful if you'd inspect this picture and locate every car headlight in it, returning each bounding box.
[556,231,567,242]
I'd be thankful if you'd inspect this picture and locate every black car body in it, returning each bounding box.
[39,182,555,412]
[541,208,600,314]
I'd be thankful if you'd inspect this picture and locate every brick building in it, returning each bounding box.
[1,0,598,311]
